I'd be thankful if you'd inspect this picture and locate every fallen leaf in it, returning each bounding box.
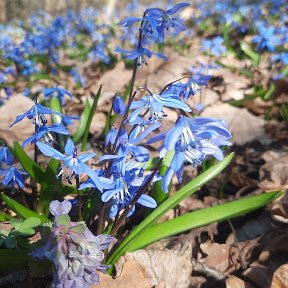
[258,156,288,191]
[97,246,193,288]
[0,94,34,147]
[271,264,288,288]
[201,103,270,145]
[226,275,255,288]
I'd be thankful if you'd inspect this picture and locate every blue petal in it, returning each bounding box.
[138,194,157,208]
[64,139,75,155]
[36,142,65,160]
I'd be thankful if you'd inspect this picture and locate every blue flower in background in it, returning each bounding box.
[271,52,288,65]
[147,116,232,192]
[42,87,72,105]
[0,166,27,189]
[252,22,281,52]
[202,36,227,56]
[144,3,190,43]
[36,139,102,190]
[89,42,110,64]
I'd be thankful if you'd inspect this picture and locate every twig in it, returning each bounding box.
[192,258,227,281]
[227,220,247,270]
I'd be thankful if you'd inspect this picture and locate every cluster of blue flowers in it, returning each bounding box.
[196,0,287,78]
[0,2,239,287]
[0,7,113,100]
[5,3,231,222]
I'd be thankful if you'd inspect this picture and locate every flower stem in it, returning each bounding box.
[32,129,38,211]
[75,175,82,221]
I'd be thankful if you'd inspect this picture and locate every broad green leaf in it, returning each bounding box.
[128,191,283,251]
[106,153,234,268]
[0,249,30,270]
[19,217,41,230]
[1,193,50,224]
[81,85,102,151]
[13,141,45,182]
[73,99,91,143]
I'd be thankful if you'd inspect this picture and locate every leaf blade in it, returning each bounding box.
[128,191,283,251]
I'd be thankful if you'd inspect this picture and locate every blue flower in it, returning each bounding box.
[42,87,72,105]
[252,22,281,52]
[271,52,288,65]
[202,36,227,56]
[166,74,212,101]
[144,3,190,43]
[36,139,102,190]
[115,46,167,66]
[112,95,126,115]
[32,200,115,288]
[10,102,65,127]
[88,42,110,64]
[97,157,158,218]
[0,145,14,165]
[0,166,27,189]
[129,92,191,122]
[22,123,70,147]
[147,116,232,192]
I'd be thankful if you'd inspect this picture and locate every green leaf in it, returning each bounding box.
[263,83,276,101]
[50,96,63,124]
[0,249,30,270]
[81,85,102,151]
[280,104,288,124]
[18,217,41,231]
[13,141,45,182]
[0,212,13,221]
[4,237,17,249]
[1,193,50,224]
[73,99,91,143]
[38,158,60,216]
[128,191,283,251]
[222,23,234,53]
[240,41,260,66]
[106,153,234,267]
